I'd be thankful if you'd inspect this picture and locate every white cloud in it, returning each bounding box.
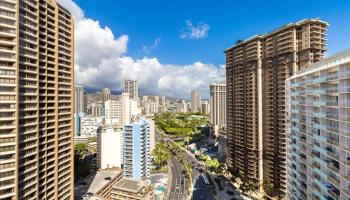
[142,38,161,54]
[57,0,224,98]
[56,0,84,20]
[180,20,210,39]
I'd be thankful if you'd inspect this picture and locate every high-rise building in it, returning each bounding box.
[191,90,201,112]
[104,93,139,125]
[286,50,350,200]
[201,100,210,114]
[80,116,103,137]
[75,85,86,113]
[123,118,151,181]
[102,88,111,102]
[161,96,166,106]
[225,18,328,197]
[177,100,189,113]
[87,102,104,117]
[97,125,123,169]
[143,97,160,116]
[124,80,138,101]
[0,0,74,198]
[105,99,122,121]
[210,82,226,126]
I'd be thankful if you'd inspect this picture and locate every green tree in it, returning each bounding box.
[262,179,273,196]
[151,143,170,168]
[246,181,258,199]
[75,143,87,158]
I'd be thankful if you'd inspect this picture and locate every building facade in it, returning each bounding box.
[286,50,350,200]
[124,80,138,101]
[97,126,123,169]
[74,85,86,113]
[191,90,201,112]
[0,0,74,199]
[225,18,328,197]
[201,100,210,114]
[123,118,151,181]
[210,82,226,126]
[102,88,111,102]
[81,116,102,137]
[87,102,104,117]
[105,93,139,125]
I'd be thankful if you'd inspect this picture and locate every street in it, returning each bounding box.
[192,175,216,200]
[156,129,217,200]
[167,156,189,200]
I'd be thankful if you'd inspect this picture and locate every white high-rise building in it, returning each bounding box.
[177,100,189,113]
[286,50,350,200]
[97,125,123,169]
[144,97,159,116]
[105,98,122,121]
[104,93,140,125]
[124,80,138,101]
[161,96,166,106]
[191,90,201,112]
[81,116,103,137]
[88,102,104,117]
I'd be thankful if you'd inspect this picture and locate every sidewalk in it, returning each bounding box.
[164,161,172,199]
[209,173,244,200]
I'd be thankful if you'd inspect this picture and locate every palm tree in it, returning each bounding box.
[262,178,273,199]
[246,181,257,199]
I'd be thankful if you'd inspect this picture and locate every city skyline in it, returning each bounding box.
[57,0,350,99]
[1,1,350,200]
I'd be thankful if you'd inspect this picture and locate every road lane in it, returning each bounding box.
[168,156,188,200]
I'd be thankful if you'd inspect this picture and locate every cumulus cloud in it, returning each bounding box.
[180,20,210,39]
[57,0,224,98]
[142,38,161,54]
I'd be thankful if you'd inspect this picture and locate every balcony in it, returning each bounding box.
[314,89,326,94]
[314,101,327,106]
[313,77,327,84]
[315,112,327,118]
[313,123,326,130]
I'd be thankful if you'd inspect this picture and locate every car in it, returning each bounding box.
[81,194,90,199]
[79,181,87,186]
[176,184,179,189]
[104,176,112,180]
[181,180,184,185]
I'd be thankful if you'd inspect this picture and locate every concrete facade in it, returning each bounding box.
[286,50,350,200]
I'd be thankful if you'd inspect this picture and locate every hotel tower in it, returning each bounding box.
[0,0,74,199]
[225,19,328,198]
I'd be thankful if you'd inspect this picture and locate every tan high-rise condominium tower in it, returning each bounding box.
[124,80,138,101]
[102,88,111,102]
[210,82,226,126]
[191,90,201,112]
[225,18,328,198]
[0,0,74,199]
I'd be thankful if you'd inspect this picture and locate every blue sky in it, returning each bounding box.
[59,0,350,98]
[74,0,350,65]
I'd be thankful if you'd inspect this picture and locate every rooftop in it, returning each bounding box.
[290,49,350,79]
[87,169,122,194]
[225,18,328,52]
[113,178,146,193]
